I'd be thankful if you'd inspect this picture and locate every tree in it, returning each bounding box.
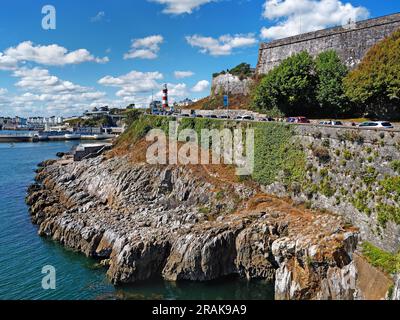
[213,62,253,80]
[252,51,316,116]
[344,29,400,119]
[229,63,253,80]
[315,50,350,117]
[125,109,142,127]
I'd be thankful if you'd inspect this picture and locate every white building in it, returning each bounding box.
[176,98,194,107]
[27,116,64,126]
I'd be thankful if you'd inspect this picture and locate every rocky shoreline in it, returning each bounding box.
[25,154,371,300]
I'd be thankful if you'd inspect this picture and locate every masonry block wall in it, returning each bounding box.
[256,13,400,74]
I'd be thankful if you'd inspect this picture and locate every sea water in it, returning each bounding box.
[0,139,274,300]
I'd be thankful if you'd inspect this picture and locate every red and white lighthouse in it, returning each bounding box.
[162,84,169,110]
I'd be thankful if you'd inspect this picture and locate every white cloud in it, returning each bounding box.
[98,70,164,96]
[98,70,192,106]
[261,0,370,40]
[13,67,88,94]
[124,35,164,60]
[0,88,8,95]
[167,83,188,97]
[149,0,215,14]
[0,52,18,70]
[174,70,194,79]
[0,67,107,116]
[2,41,109,66]
[91,11,106,22]
[191,80,209,92]
[186,34,257,56]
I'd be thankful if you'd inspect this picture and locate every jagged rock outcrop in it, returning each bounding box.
[211,73,254,96]
[393,274,400,300]
[26,155,361,300]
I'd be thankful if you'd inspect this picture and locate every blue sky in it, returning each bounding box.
[0,0,399,117]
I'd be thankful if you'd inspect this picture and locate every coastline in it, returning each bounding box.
[26,153,363,300]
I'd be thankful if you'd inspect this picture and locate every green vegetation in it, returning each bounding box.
[390,160,400,174]
[379,176,400,201]
[376,203,400,227]
[320,177,335,197]
[252,29,400,120]
[120,116,306,191]
[251,51,316,117]
[344,30,400,120]
[117,115,170,147]
[351,190,372,216]
[312,146,331,164]
[362,166,378,186]
[343,149,352,160]
[119,116,400,233]
[315,50,351,116]
[251,50,351,117]
[252,123,306,188]
[215,191,225,201]
[125,109,145,127]
[198,206,211,214]
[362,242,400,275]
[66,116,114,127]
[213,63,253,80]
[178,117,225,137]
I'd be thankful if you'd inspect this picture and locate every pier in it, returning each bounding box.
[0,135,33,143]
[0,133,118,143]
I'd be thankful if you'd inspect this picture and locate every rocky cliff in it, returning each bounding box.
[27,155,363,300]
[211,73,254,96]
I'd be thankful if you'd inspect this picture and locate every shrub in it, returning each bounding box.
[390,160,400,174]
[343,149,352,160]
[362,166,378,186]
[320,179,335,197]
[362,242,400,274]
[252,123,306,186]
[376,203,400,227]
[312,146,331,163]
[315,50,351,116]
[379,177,400,201]
[352,190,372,215]
[213,62,253,80]
[251,51,316,116]
[322,139,330,148]
[344,29,400,119]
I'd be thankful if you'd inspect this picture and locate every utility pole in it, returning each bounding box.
[227,77,229,110]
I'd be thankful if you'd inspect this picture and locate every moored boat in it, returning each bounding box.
[64,133,81,140]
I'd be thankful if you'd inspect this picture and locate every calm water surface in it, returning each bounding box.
[0,138,274,300]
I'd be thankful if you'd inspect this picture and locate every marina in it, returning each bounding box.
[0,130,118,143]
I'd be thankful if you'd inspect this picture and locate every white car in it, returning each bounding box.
[319,120,343,126]
[241,115,254,121]
[358,121,394,129]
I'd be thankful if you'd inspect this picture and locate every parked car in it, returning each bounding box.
[296,117,311,124]
[358,121,394,129]
[288,117,310,124]
[218,115,229,119]
[260,117,274,122]
[241,115,254,121]
[319,120,343,126]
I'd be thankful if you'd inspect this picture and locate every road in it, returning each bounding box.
[151,113,400,133]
